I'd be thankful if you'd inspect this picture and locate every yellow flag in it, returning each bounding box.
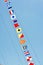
[18,33,24,38]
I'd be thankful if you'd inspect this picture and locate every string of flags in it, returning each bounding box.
[4,0,35,65]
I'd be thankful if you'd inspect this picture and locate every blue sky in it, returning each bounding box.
[0,0,43,65]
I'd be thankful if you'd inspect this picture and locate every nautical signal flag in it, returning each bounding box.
[4,0,8,2]
[20,40,26,44]
[18,33,24,38]
[28,62,34,65]
[8,6,12,9]
[16,28,22,33]
[24,51,30,56]
[9,10,14,15]
[14,23,19,28]
[11,14,16,20]
[22,45,27,50]
[13,19,17,23]
[26,56,32,62]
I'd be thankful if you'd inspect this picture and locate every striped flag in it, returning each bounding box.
[9,10,14,15]
[24,51,30,56]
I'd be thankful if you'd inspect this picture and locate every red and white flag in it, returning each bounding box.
[9,10,14,15]
[24,51,30,56]
[26,56,32,62]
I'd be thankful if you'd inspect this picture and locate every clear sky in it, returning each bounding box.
[0,0,43,65]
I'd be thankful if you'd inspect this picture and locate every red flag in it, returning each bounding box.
[14,23,19,28]
[28,62,34,65]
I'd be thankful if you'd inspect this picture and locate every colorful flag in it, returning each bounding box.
[22,45,27,50]
[16,28,22,33]
[28,62,34,65]
[14,23,19,28]
[26,56,32,62]
[11,14,16,20]
[9,10,14,15]
[24,51,30,56]
[4,1,35,65]
[13,19,17,23]
[4,0,8,2]
[18,33,24,38]
[20,40,26,44]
